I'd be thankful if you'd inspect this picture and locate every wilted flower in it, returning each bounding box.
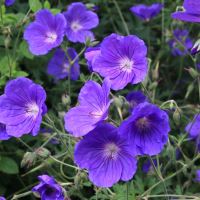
[0,77,47,137]
[84,46,101,71]
[5,0,15,6]
[119,102,170,156]
[64,79,111,137]
[171,0,200,23]
[74,123,138,187]
[63,2,99,43]
[32,175,64,200]
[24,9,66,55]
[47,48,80,80]
[126,91,148,112]
[93,34,148,90]
[130,3,163,21]
[168,29,192,56]
[0,123,10,140]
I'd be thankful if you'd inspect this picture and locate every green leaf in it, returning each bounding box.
[44,0,50,9]
[29,0,42,12]
[19,41,34,59]
[0,156,19,174]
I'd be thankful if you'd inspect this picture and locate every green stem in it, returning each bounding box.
[112,0,130,35]
[11,191,32,200]
[141,155,200,198]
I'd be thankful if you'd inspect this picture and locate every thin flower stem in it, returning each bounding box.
[11,191,32,200]
[141,154,200,198]
[49,155,79,170]
[112,0,130,35]
[148,156,169,200]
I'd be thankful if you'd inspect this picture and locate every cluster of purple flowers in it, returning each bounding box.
[24,3,99,56]
[64,31,170,187]
[4,0,200,198]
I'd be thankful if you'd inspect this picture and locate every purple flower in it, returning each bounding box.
[32,175,64,200]
[84,46,101,71]
[171,0,200,23]
[126,91,148,112]
[74,123,138,187]
[24,9,66,55]
[142,159,157,173]
[0,197,5,200]
[64,79,111,137]
[195,170,200,182]
[168,29,193,56]
[185,114,200,139]
[119,102,170,156]
[0,123,10,140]
[5,0,15,6]
[0,77,47,137]
[130,3,163,21]
[63,2,99,43]
[93,34,148,90]
[47,48,80,80]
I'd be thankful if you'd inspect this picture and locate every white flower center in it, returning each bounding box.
[104,143,120,160]
[26,102,39,118]
[71,21,82,32]
[62,63,69,73]
[90,110,104,119]
[119,57,134,73]
[136,117,149,130]
[45,31,58,43]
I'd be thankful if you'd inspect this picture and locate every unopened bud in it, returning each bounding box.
[35,147,51,158]
[173,108,181,126]
[188,68,199,79]
[21,152,37,168]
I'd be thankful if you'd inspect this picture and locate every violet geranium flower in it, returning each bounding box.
[5,0,15,6]
[24,9,66,55]
[185,114,200,151]
[84,46,101,71]
[119,102,170,156]
[93,34,148,90]
[47,48,80,80]
[64,79,111,137]
[32,175,64,200]
[130,3,163,21]
[171,0,200,23]
[74,123,138,187]
[168,29,193,56]
[0,77,47,138]
[0,123,11,140]
[126,91,148,112]
[63,2,99,43]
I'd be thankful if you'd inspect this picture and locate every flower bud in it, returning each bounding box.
[21,152,37,168]
[35,147,51,159]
